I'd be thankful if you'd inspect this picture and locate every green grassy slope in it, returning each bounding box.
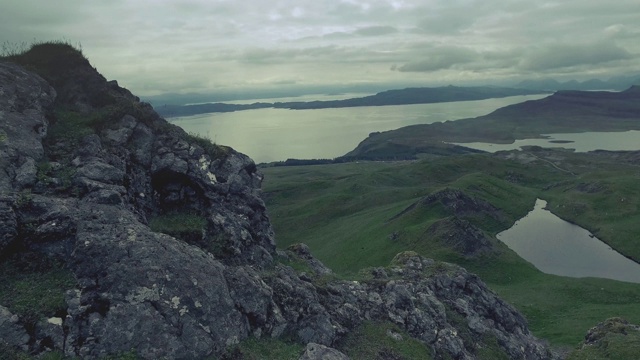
[262,151,640,349]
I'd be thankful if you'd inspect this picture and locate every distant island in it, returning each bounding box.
[154,86,547,118]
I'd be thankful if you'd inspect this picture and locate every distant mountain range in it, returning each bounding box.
[154,86,546,118]
[515,74,640,91]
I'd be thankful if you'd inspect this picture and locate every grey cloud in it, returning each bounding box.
[239,44,404,66]
[354,26,398,37]
[322,32,353,39]
[397,47,478,72]
[239,46,342,65]
[2,0,639,96]
[604,24,640,40]
[519,41,634,71]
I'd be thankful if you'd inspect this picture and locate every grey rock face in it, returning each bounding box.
[0,63,56,160]
[0,63,55,194]
[65,204,249,359]
[0,198,17,254]
[0,305,29,351]
[14,157,37,188]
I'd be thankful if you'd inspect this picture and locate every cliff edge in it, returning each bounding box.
[0,43,556,359]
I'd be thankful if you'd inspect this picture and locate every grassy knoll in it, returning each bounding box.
[262,151,640,350]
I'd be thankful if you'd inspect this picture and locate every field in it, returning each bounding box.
[261,149,640,352]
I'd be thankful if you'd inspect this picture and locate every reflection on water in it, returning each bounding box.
[453,130,640,153]
[497,199,640,283]
[169,95,548,163]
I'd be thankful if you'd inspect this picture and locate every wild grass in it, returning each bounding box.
[565,318,640,359]
[337,321,434,359]
[1,39,82,58]
[149,212,207,242]
[0,252,76,325]
[223,336,303,360]
[186,132,231,161]
[0,40,86,79]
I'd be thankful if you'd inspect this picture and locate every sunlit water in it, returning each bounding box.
[497,199,640,283]
[169,95,548,163]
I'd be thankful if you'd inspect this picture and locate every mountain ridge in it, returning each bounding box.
[154,85,546,118]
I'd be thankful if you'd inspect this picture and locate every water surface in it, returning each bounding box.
[497,199,640,283]
[169,95,548,163]
[452,131,640,153]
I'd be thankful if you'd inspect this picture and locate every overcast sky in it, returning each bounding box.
[1,0,639,97]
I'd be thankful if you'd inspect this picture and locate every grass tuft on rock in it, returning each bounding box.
[187,132,231,160]
[149,212,207,240]
[0,252,76,324]
[0,40,87,80]
[337,321,433,360]
[222,336,304,360]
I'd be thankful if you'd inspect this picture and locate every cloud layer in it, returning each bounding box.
[1,0,638,96]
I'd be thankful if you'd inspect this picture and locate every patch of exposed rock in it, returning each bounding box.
[1,49,557,359]
[426,217,498,257]
[298,343,350,360]
[388,188,505,257]
[390,188,505,224]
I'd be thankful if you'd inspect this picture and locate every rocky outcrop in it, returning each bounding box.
[316,252,553,359]
[0,46,557,359]
[1,50,276,358]
[427,217,497,257]
[567,318,640,359]
[388,188,505,257]
[390,188,505,223]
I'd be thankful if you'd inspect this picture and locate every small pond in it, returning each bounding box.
[452,130,640,153]
[497,199,640,283]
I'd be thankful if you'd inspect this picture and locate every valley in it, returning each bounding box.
[262,148,640,352]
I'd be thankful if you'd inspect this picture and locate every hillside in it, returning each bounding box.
[154,86,545,117]
[0,43,559,359]
[262,148,640,356]
[346,87,640,159]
